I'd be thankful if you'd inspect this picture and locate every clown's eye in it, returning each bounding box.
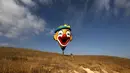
[58,30,63,36]
[66,31,71,37]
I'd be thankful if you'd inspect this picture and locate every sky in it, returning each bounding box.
[0,0,130,58]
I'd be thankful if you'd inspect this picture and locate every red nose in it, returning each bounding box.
[62,34,67,38]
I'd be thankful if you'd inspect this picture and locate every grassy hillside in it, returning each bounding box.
[0,47,130,73]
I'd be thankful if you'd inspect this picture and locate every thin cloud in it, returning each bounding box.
[64,0,130,27]
[115,0,130,16]
[21,0,35,5]
[96,0,130,16]
[0,43,15,47]
[38,0,53,5]
[64,1,88,32]
[45,28,55,36]
[95,0,110,11]
[49,28,55,35]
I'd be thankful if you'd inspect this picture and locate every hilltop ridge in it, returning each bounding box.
[0,47,130,73]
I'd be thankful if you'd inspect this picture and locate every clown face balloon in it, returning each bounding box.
[53,24,72,54]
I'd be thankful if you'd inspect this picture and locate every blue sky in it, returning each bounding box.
[0,0,130,58]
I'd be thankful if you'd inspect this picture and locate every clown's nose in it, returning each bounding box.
[62,34,67,38]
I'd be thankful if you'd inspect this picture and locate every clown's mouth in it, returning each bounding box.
[58,37,70,46]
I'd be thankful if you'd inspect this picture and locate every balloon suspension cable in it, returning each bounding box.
[62,50,64,55]
[61,47,66,55]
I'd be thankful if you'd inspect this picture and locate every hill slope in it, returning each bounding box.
[0,47,130,73]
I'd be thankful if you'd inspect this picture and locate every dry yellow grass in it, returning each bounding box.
[0,47,130,73]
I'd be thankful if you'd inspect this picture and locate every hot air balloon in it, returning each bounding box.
[53,24,72,55]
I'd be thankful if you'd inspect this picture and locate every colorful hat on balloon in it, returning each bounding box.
[54,24,71,33]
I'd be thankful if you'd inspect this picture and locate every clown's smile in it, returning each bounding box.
[58,35,70,46]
